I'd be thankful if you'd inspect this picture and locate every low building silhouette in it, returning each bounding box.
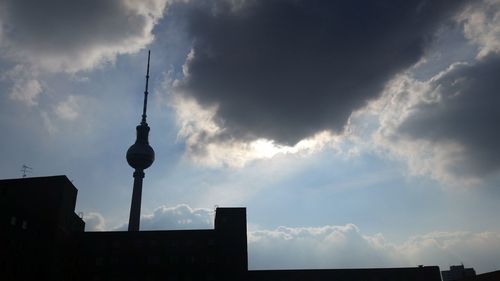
[442,265,477,281]
[1,175,447,281]
[441,265,500,281]
[463,270,500,281]
[248,267,443,281]
[78,207,247,281]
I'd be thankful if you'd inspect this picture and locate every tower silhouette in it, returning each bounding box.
[126,51,155,231]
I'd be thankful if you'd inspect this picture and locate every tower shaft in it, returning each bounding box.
[128,169,144,231]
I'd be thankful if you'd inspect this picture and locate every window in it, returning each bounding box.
[21,220,28,230]
[10,216,17,226]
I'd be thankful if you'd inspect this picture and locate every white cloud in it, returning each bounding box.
[114,204,214,231]
[54,95,81,121]
[343,1,500,185]
[169,93,342,167]
[0,0,169,73]
[350,53,500,185]
[458,0,500,58]
[248,224,500,274]
[349,74,458,183]
[9,78,42,106]
[1,0,170,111]
[400,231,500,273]
[84,212,106,231]
[248,224,405,269]
[2,65,42,106]
[86,204,500,273]
[141,204,213,230]
[40,111,58,135]
[35,93,100,134]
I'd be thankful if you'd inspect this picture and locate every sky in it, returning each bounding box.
[1,0,500,274]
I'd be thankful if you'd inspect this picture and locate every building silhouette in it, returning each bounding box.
[79,207,247,281]
[0,176,84,280]
[1,52,447,280]
[461,270,500,281]
[1,175,445,281]
[442,265,477,281]
[441,265,500,281]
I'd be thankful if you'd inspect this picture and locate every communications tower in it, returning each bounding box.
[126,51,155,231]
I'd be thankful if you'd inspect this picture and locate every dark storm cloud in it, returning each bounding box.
[0,0,166,71]
[2,0,137,50]
[174,0,469,145]
[397,54,500,177]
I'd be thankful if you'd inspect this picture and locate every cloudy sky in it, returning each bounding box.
[1,0,500,274]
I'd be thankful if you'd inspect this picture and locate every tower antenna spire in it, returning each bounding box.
[141,50,151,124]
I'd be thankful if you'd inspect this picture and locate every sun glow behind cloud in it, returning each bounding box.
[171,93,343,167]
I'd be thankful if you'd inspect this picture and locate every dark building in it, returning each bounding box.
[78,208,247,281]
[248,267,443,281]
[462,270,500,281]
[0,176,247,281]
[442,265,477,281]
[441,265,500,281]
[1,175,446,281]
[0,176,84,281]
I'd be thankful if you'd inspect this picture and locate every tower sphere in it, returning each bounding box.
[126,124,155,170]
[126,142,155,170]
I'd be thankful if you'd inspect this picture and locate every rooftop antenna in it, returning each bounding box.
[20,164,32,178]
